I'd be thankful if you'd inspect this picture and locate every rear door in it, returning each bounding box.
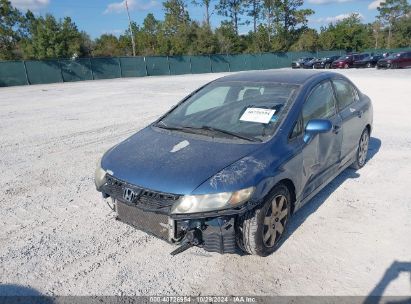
[402,52,411,68]
[332,78,363,165]
[299,80,343,199]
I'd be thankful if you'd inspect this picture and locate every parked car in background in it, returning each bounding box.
[353,54,384,68]
[376,51,411,69]
[302,58,321,69]
[292,57,314,69]
[313,55,341,69]
[95,70,373,257]
[331,53,370,69]
[382,52,391,58]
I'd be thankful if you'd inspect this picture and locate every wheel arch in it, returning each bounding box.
[277,178,296,214]
[365,123,372,135]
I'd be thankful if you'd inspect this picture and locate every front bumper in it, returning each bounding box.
[377,61,391,68]
[113,198,240,254]
[331,62,344,68]
[98,175,253,254]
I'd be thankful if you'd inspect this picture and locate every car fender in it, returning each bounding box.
[191,138,304,210]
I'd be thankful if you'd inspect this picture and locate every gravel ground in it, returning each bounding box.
[0,69,410,297]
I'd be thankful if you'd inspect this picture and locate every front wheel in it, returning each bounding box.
[325,63,331,69]
[237,184,291,256]
[351,128,370,169]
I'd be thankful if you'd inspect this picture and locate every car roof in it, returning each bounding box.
[215,70,337,85]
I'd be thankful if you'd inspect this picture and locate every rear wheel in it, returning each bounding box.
[237,184,291,256]
[351,128,370,169]
[366,62,371,68]
[325,63,331,69]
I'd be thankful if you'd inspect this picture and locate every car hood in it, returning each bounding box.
[101,126,260,195]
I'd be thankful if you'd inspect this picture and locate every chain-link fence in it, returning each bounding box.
[1,48,407,87]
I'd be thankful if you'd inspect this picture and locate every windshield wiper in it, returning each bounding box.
[194,125,262,142]
[155,122,261,142]
[155,123,200,134]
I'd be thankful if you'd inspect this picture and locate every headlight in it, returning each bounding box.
[94,157,107,189]
[171,187,255,214]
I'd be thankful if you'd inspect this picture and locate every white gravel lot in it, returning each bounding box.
[0,69,410,297]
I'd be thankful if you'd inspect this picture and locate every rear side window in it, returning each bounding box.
[302,81,336,126]
[333,79,357,110]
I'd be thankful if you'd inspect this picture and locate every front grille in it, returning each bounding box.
[102,175,179,214]
[116,200,170,241]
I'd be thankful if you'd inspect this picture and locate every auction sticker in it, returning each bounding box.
[240,108,276,124]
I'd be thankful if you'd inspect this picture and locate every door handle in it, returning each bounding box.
[356,110,363,118]
[333,124,341,134]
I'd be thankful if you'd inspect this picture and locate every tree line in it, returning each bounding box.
[0,0,410,60]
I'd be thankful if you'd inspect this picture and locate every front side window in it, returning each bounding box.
[302,81,336,126]
[159,81,299,141]
[333,79,356,110]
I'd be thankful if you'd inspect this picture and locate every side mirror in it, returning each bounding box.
[304,119,333,143]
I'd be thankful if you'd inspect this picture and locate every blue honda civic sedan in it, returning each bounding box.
[95,70,373,256]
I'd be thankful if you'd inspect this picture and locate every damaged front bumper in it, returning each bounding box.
[106,197,249,255]
[98,175,257,255]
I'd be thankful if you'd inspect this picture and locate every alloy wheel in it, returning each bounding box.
[262,195,288,247]
[358,131,369,167]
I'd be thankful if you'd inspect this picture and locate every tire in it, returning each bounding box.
[237,184,291,256]
[344,63,349,69]
[325,63,331,69]
[351,128,370,170]
[366,63,371,68]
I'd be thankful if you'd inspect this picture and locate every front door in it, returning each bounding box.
[300,80,343,200]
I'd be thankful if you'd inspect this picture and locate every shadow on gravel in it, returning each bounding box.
[0,284,45,296]
[367,137,382,160]
[364,261,411,304]
[0,284,53,303]
[278,137,382,249]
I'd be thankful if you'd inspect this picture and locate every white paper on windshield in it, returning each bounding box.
[240,108,276,124]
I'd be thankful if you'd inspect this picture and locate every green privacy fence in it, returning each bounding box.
[0,49,355,87]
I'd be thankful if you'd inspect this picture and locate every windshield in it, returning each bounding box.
[386,53,400,59]
[157,81,298,142]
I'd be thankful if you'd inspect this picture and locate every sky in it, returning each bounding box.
[9,0,387,38]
